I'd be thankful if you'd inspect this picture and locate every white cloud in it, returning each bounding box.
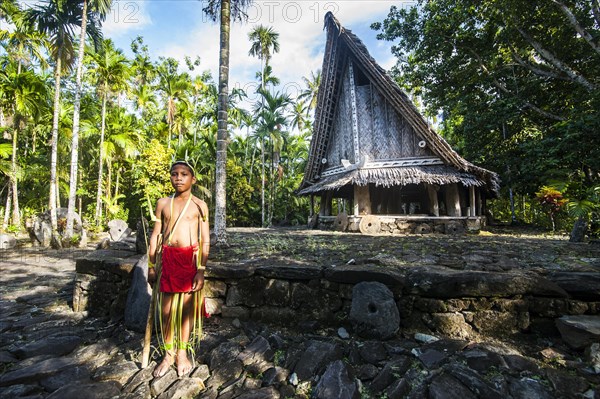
[107,1,402,114]
[178,2,397,97]
[102,1,152,38]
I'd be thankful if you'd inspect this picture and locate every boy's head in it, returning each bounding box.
[170,160,195,177]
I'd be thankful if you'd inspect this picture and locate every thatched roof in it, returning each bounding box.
[297,12,500,197]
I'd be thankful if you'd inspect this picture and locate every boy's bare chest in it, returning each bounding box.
[164,203,200,226]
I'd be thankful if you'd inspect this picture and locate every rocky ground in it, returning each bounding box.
[0,227,599,398]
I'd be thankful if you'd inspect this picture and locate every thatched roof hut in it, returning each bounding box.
[296,13,499,233]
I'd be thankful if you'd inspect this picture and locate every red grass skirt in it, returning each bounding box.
[160,244,198,293]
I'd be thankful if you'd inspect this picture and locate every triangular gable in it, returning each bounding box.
[298,12,499,195]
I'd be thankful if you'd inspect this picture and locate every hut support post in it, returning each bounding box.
[320,192,333,216]
[476,189,482,216]
[309,195,315,217]
[445,184,461,217]
[354,185,371,215]
[427,184,439,217]
[469,186,476,216]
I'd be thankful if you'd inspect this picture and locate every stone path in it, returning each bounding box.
[1,235,600,399]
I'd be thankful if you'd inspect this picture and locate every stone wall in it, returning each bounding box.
[73,250,142,319]
[203,263,599,341]
[74,252,599,341]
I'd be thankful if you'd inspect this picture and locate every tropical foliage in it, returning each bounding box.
[0,3,312,240]
[373,0,600,235]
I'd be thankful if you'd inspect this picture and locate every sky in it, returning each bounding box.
[101,1,413,105]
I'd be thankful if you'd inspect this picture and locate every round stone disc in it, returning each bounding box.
[359,215,381,234]
[334,212,349,231]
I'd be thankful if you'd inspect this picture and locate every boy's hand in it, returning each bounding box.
[148,268,157,284]
[192,271,204,292]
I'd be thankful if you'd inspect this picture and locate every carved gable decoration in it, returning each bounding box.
[297,12,499,196]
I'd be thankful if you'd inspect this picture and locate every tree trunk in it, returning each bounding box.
[114,167,120,198]
[3,186,11,230]
[49,51,62,236]
[261,136,265,227]
[107,160,112,204]
[214,0,231,245]
[95,94,107,226]
[66,0,88,238]
[10,114,20,228]
[55,180,61,208]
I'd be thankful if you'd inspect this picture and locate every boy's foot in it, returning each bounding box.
[176,349,193,377]
[153,351,175,378]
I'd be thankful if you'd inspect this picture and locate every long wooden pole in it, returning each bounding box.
[141,223,162,368]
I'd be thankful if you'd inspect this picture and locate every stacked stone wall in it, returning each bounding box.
[73,252,600,342]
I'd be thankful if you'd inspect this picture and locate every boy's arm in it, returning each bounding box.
[148,199,166,264]
[199,200,210,267]
[192,200,209,292]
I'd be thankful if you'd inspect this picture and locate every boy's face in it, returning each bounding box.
[170,164,196,193]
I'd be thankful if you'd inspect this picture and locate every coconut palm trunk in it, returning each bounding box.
[95,94,107,225]
[9,61,23,228]
[261,136,265,227]
[49,49,62,242]
[10,115,20,227]
[214,0,231,245]
[3,187,11,229]
[65,0,89,239]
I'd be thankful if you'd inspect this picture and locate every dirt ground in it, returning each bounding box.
[209,226,600,273]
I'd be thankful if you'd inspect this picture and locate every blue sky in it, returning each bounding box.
[102,1,411,103]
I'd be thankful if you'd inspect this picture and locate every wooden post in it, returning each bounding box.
[354,184,371,215]
[427,184,439,216]
[445,184,461,217]
[320,192,333,216]
[469,186,476,216]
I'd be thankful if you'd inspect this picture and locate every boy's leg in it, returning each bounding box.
[153,292,175,378]
[176,292,194,376]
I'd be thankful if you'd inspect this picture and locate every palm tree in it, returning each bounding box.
[248,25,280,92]
[130,84,157,119]
[253,88,291,226]
[66,0,111,239]
[130,36,155,86]
[299,69,321,111]
[248,25,280,226]
[26,0,90,242]
[103,108,144,202]
[156,59,192,148]
[202,0,253,245]
[0,66,48,227]
[0,7,49,228]
[289,99,310,133]
[0,10,48,73]
[86,39,130,225]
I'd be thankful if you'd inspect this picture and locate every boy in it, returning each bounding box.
[147,160,210,377]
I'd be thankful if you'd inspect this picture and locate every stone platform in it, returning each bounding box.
[1,228,599,398]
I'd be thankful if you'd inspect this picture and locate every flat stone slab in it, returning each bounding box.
[209,263,256,279]
[256,264,323,280]
[76,250,140,277]
[11,335,81,359]
[405,267,568,298]
[556,315,600,349]
[323,264,405,286]
[46,381,121,399]
[0,357,80,386]
[548,272,600,300]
